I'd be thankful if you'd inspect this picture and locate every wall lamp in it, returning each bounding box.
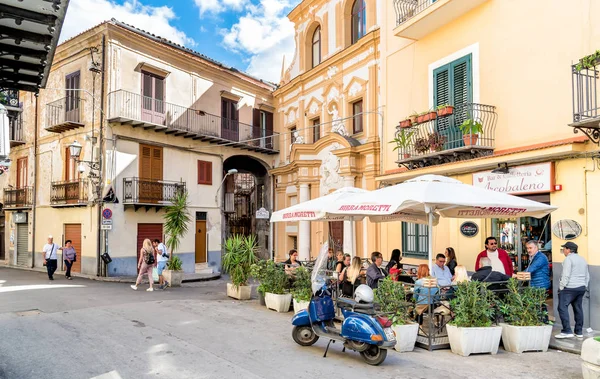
[491,163,510,174]
[215,168,238,205]
[69,140,100,172]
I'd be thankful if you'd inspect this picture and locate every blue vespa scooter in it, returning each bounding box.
[291,244,395,366]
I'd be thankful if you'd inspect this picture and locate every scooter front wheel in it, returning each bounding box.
[360,345,387,366]
[292,326,319,346]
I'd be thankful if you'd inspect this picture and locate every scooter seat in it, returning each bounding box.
[337,298,376,314]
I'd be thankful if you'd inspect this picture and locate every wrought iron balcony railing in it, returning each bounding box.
[4,187,33,209]
[9,111,24,146]
[394,0,430,26]
[571,59,600,143]
[51,180,87,205]
[123,177,186,205]
[107,90,279,153]
[45,96,85,132]
[0,89,20,109]
[395,103,497,169]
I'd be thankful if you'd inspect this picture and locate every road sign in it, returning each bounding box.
[102,219,113,226]
[101,224,112,230]
[102,208,112,220]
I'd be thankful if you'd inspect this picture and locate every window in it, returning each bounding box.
[351,0,367,44]
[312,118,321,142]
[65,71,80,123]
[290,126,297,143]
[16,157,27,188]
[221,98,239,141]
[352,100,363,134]
[312,26,321,68]
[197,160,213,185]
[290,236,298,251]
[434,54,472,149]
[252,109,273,148]
[402,222,429,259]
[141,71,165,124]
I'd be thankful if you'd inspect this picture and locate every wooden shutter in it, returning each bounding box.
[197,160,212,185]
[64,147,78,181]
[265,111,274,148]
[16,157,27,188]
[151,146,163,181]
[139,144,152,179]
[253,109,261,139]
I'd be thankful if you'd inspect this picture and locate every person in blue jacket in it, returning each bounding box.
[524,240,551,289]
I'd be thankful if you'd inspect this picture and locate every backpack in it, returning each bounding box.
[144,249,155,265]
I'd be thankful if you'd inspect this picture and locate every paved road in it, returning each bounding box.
[0,267,584,379]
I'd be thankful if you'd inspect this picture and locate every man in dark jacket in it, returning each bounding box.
[524,240,550,290]
[366,251,387,289]
[471,257,510,292]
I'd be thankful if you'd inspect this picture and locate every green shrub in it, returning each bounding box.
[166,255,183,271]
[375,277,412,326]
[450,280,496,328]
[499,278,547,326]
[291,267,312,302]
[222,235,258,287]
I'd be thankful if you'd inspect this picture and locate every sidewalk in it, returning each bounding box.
[2,264,221,283]
[549,325,600,354]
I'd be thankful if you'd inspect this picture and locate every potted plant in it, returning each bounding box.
[250,260,268,305]
[447,280,502,357]
[408,112,419,125]
[428,132,446,152]
[416,111,427,124]
[375,277,418,352]
[389,129,415,159]
[263,260,292,312]
[436,104,454,117]
[422,110,437,122]
[459,118,483,146]
[291,266,312,313]
[575,49,600,72]
[414,137,430,154]
[162,190,191,287]
[581,337,600,378]
[223,234,258,300]
[499,279,552,353]
[399,118,412,129]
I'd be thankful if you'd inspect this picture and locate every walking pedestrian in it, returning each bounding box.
[153,239,169,289]
[131,239,155,292]
[60,240,76,280]
[555,242,589,339]
[42,235,58,281]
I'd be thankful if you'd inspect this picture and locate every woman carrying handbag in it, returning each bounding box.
[131,239,155,292]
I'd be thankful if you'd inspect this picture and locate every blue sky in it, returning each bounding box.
[60,0,301,82]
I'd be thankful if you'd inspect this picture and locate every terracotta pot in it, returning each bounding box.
[422,112,437,122]
[462,134,479,146]
[437,106,454,117]
[416,115,426,124]
[403,153,411,159]
[399,119,412,128]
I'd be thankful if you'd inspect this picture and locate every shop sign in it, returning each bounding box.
[472,163,553,195]
[13,212,27,224]
[256,207,270,219]
[460,221,479,237]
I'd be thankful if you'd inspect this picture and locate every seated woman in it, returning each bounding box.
[414,264,440,305]
[340,256,362,297]
[386,249,403,279]
[335,253,350,279]
[451,265,470,285]
[284,249,302,275]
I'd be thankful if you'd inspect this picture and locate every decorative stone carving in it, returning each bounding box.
[348,81,363,97]
[309,101,320,115]
[319,143,343,196]
[290,130,305,157]
[288,109,297,124]
[327,66,339,79]
[326,86,340,104]
[327,104,348,137]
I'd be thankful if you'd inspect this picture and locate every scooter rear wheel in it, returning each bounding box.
[292,326,319,346]
[360,345,387,366]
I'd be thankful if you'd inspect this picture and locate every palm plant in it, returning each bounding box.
[223,235,258,287]
[163,190,191,267]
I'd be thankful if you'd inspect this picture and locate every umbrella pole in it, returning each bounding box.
[428,211,434,272]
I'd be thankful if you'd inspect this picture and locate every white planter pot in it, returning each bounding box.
[446,324,502,357]
[293,299,310,314]
[392,323,419,352]
[163,270,184,287]
[582,337,600,379]
[226,283,251,300]
[500,323,552,353]
[265,293,292,313]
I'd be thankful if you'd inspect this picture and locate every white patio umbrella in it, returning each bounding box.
[325,174,558,269]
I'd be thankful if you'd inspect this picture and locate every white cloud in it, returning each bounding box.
[194,0,248,15]
[221,0,296,82]
[60,0,194,46]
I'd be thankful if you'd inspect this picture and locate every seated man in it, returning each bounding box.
[366,251,387,289]
[431,253,453,287]
[471,257,510,292]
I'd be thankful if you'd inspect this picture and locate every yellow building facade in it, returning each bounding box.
[272,0,382,261]
[378,0,600,329]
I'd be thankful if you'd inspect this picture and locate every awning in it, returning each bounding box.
[0,0,70,92]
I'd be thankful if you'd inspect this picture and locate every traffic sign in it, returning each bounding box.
[102,219,113,226]
[102,208,112,220]
[101,224,112,230]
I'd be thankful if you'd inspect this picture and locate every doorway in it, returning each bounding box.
[16,223,28,266]
[64,223,82,273]
[136,223,163,272]
[195,212,207,263]
[329,221,344,252]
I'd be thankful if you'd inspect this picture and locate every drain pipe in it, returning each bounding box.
[96,35,106,276]
[31,94,39,268]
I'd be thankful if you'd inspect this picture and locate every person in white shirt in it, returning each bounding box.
[42,235,59,281]
[153,239,170,289]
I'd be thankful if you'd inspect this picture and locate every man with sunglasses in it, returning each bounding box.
[475,236,514,276]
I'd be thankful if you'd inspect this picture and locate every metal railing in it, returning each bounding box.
[4,187,33,208]
[0,89,20,108]
[394,0,435,26]
[9,111,23,142]
[51,180,87,204]
[122,177,186,204]
[108,90,279,151]
[396,103,497,162]
[46,96,83,128]
[572,64,599,123]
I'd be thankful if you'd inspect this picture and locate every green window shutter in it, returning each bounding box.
[402,222,428,259]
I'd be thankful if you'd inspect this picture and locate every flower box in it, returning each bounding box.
[500,323,552,353]
[437,106,454,117]
[422,111,437,122]
[392,323,419,352]
[226,282,252,300]
[265,292,292,313]
[293,299,310,314]
[399,119,412,128]
[447,324,502,357]
[582,337,600,379]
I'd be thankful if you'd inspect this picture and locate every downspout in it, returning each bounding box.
[96,35,106,276]
[269,173,275,260]
[31,94,38,268]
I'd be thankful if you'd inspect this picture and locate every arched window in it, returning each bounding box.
[312,26,321,68]
[351,0,366,44]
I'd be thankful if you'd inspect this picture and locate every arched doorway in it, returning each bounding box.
[223,155,271,259]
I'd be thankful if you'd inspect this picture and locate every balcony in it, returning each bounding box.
[123,177,186,211]
[395,103,497,169]
[9,111,24,147]
[393,0,489,40]
[3,187,33,210]
[50,180,88,207]
[570,54,600,143]
[0,89,21,111]
[107,90,279,155]
[45,97,85,133]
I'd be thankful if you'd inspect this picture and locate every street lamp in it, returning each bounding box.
[215,168,238,205]
[68,140,100,171]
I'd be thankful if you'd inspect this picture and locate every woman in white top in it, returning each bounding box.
[452,265,470,284]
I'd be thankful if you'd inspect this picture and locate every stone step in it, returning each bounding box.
[195,263,213,274]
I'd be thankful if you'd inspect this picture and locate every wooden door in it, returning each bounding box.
[16,157,27,188]
[139,144,163,203]
[329,221,344,252]
[64,223,82,273]
[195,220,207,263]
[141,72,165,125]
[136,223,163,272]
[221,98,239,141]
[65,71,80,123]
